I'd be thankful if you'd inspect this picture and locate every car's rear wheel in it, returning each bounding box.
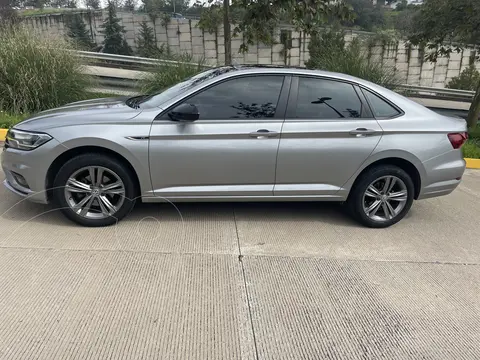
[348,165,414,228]
[53,153,137,227]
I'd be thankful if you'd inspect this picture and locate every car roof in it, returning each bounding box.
[214,65,369,85]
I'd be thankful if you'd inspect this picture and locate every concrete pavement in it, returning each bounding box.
[0,169,479,359]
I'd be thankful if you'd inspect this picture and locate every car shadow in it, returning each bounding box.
[0,197,359,228]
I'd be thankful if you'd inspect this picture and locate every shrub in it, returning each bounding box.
[306,29,401,89]
[469,125,480,139]
[139,53,206,94]
[447,64,480,91]
[462,140,480,159]
[0,26,92,114]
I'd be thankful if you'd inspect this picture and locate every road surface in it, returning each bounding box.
[0,169,479,359]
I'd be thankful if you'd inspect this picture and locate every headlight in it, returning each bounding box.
[5,129,52,151]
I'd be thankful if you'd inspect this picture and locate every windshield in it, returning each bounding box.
[139,66,237,107]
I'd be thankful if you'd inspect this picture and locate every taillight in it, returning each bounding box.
[448,132,468,149]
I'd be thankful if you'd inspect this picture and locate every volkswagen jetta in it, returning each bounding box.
[2,66,468,227]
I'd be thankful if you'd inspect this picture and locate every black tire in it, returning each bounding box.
[347,165,415,228]
[53,153,137,227]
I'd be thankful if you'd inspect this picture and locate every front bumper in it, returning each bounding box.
[1,139,61,204]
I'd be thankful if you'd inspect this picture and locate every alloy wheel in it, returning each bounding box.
[362,175,408,222]
[64,166,125,219]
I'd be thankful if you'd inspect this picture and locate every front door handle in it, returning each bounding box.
[249,129,279,139]
[349,128,377,137]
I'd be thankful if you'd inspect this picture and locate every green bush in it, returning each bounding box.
[469,125,480,139]
[0,112,29,129]
[139,53,207,94]
[462,140,480,159]
[306,29,401,89]
[0,26,92,114]
[447,64,480,91]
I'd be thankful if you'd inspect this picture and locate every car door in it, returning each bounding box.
[274,76,383,198]
[149,74,290,198]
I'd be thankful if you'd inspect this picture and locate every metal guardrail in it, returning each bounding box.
[74,51,214,68]
[76,51,475,103]
[397,85,474,101]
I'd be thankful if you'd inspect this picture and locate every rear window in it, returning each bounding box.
[363,89,401,118]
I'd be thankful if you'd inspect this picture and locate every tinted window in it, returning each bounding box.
[364,89,401,118]
[294,77,363,119]
[178,76,284,120]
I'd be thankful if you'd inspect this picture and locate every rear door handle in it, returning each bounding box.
[349,128,377,137]
[249,129,279,138]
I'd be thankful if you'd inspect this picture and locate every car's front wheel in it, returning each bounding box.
[53,153,137,227]
[348,165,414,228]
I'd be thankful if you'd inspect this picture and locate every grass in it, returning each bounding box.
[20,8,81,16]
[139,53,207,94]
[0,112,29,129]
[0,26,92,115]
[463,126,480,159]
[463,141,480,159]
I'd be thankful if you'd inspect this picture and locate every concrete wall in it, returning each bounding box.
[22,11,480,88]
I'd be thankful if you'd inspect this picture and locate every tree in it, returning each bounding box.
[136,20,160,57]
[391,6,419,37]
[66,14,95,50]
[408,0,480,128]
[165,0,188,13]
[0,0,18,27]
[198,0,353,66]
[344,0,385,31]
[123,0,135,11]
[100,1,133,55]
[85,0,100,9]
[395,0,408,11]
[142,0,164,23]
[51,0,76,7]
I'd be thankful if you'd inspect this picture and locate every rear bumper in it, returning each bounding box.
[417,178,461,200]
[418,151,465,200]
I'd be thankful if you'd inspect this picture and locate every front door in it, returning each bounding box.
[275,76,383,198]
[149,75,289,198]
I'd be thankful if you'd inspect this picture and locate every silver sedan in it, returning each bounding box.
[1,66,468,227]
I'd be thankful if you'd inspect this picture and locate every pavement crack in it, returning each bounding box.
[233,205,260,360]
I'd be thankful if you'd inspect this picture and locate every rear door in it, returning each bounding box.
[148,74,290,198]
[274,76,383,197]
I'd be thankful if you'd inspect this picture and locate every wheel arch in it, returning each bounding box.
[347,153,424,200]
[46,145,142,203]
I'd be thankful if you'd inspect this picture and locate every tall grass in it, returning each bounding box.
[139,53,207,94]
[306,29,401,90]
[0,26,92,114]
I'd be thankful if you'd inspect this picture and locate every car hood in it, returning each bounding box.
[15,97,142,131]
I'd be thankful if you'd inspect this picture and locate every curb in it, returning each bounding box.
[465,158,480,169]
[0,128,479,169]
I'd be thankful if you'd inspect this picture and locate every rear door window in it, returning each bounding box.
[363,89,401,118]
[293,77,363,119]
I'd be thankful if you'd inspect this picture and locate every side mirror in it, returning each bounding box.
[168,103,199,122]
